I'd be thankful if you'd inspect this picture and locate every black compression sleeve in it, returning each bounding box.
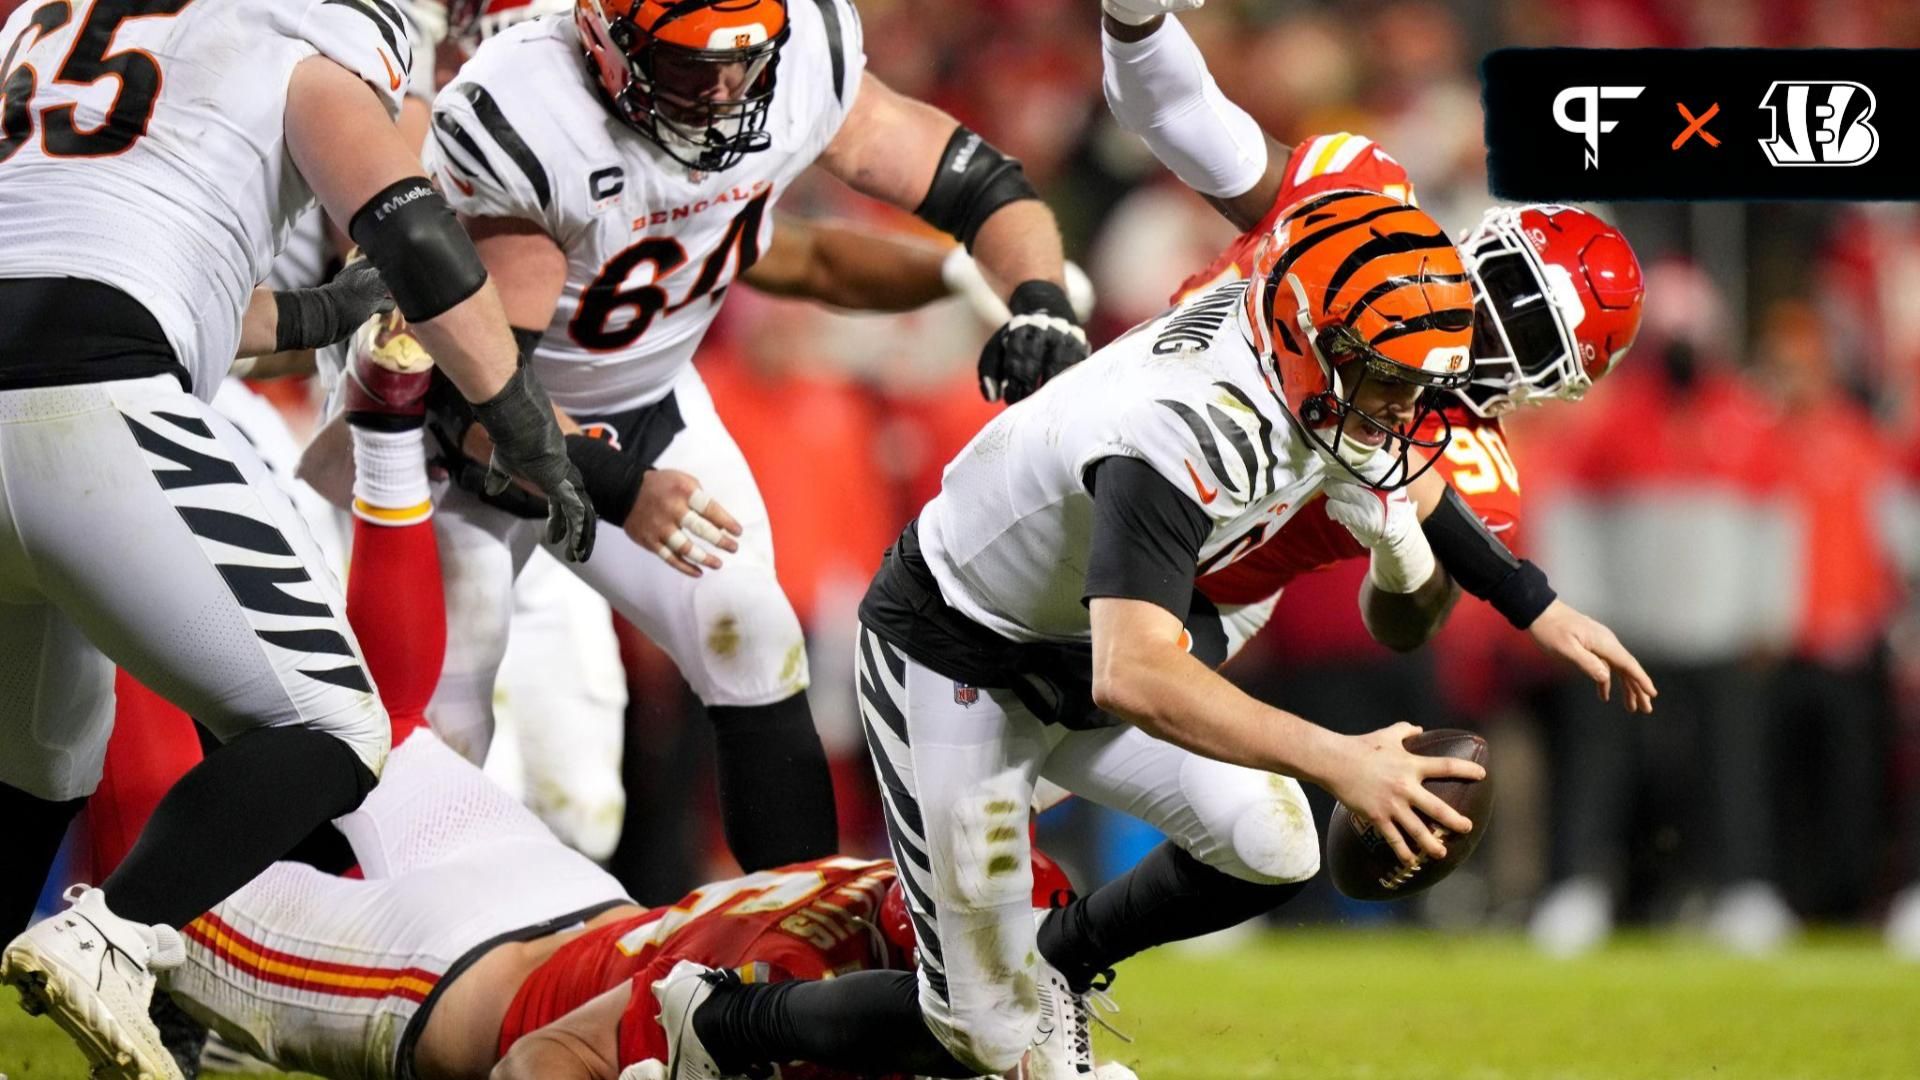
[914,126,1039,249]
[1082,456,1211,619]
[348,178,489,323]
[1422,485,1556,628]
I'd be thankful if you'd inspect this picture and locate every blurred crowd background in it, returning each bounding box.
[15,0,1919,957]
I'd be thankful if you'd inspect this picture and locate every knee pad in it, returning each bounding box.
[937,767,1034,911]
[684,558,809,706]
[1179,758,1321,885]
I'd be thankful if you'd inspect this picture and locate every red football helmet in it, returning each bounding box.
[447,0,572,47]
[574,0,790,172]
[1242,189,1476,489]
[878,848,1075,969]
[1456,205,1645,417]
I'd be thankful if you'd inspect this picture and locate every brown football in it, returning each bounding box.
[1326,728,1493,901]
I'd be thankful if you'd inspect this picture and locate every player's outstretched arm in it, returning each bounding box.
[1411,481,1659,712]
[492,984,629,1080]
[285,56,594,561]
[741,214,953,311]
[819,73,1085,403]
[1091,596,1482,867]
[1100,5,1292,231]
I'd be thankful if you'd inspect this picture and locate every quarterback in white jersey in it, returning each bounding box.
[668,188,1650,1079]
[412,0,1086,874]
[0,0,590,1074]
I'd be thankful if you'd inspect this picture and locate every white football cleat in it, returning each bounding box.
[1,886,187,1080]
[1092,1063,1141,1080]
[1528,876,1613,958]
[1885,885,1920,962]
[1028,913,1129,1080]
[653,960,733,1080]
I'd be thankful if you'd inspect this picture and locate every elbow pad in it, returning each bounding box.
[1421,486,1556,629]
[348,177,489,323]
[915,127,1039,250]
[1101,15,1267,199]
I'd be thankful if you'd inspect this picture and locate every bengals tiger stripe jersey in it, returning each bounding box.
[915,278,1328,646]
[498,857,905,1073]
[421,0,863,415]
[0,0,414,398]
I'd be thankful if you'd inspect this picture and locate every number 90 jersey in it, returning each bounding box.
[0,0,413,398]
[422,1,864,415]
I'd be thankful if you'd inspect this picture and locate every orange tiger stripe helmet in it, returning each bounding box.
[575,0,790,172]
[1242,189,1477,489]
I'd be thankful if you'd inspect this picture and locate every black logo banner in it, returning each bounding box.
[1483,49,1919,201]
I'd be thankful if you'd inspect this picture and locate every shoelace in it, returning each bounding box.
[1077,971,1132,1049]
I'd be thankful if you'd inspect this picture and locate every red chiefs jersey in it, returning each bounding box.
[1171,132,1418,304]
[1197,405,1524,606]
[498,857,899,1071]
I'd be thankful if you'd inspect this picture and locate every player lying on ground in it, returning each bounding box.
[387,0,1091,878]
[159,375,1112,1080]
[1098,0,1649,667]
[0,0,592,1075]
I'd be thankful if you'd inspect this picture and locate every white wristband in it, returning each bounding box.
[1367,525,1439,595]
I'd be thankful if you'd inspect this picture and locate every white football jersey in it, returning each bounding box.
[917,281,1332,645]
[0,0,415,398]
[422,0,864,414]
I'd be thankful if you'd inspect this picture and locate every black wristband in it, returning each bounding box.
[1008,279,1075,321]
[1488,559,1557,629]
[565,433,644,525]
[272,288,335,353]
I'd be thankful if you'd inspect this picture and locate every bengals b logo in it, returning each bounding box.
[1758,81,1879,167]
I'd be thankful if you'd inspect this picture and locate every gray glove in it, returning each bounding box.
[469,366,596,562]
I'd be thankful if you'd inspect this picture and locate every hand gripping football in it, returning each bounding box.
[1326,729,1493,901]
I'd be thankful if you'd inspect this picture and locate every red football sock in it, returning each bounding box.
[347,514,445,747]
[87,672,203,880]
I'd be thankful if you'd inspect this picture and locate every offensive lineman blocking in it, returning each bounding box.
[0,0,592,1075]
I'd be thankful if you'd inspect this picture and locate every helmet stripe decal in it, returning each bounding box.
[460,85,551,210]
[1320,228,1454,310]
[1366,308,1475,346]
[1267,203,1418,289]
[1342,271,1471,328]
[1279,188,1379,226]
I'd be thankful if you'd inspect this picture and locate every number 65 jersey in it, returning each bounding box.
[0,0,413,397]
[422,1,863,416]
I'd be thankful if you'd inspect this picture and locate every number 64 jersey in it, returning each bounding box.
[422,0,863,416]
[0,0,413,397]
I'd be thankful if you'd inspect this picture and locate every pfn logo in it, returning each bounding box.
[1552,86,1644,170]
[1758,81,1879,167]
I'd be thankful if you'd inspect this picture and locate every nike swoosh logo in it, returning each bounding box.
[447,171,475,197]
[1184,458,1217,504]
[378,49,402,92]
[1485,519,1513,533]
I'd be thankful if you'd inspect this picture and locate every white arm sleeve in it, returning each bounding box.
[1101,15,1268,199]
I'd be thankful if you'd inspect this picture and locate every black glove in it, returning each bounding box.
[273,259,394,353]
[469,366,596,562]
[977,280,1090,404]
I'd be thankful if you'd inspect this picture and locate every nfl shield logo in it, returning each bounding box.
[953,682,979,707]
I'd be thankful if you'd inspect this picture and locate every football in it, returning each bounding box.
[1326,729,1493,901]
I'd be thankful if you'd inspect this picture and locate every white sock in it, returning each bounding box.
[350,426,431,526]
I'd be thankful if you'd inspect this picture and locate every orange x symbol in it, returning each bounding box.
[1673,101,1721,149]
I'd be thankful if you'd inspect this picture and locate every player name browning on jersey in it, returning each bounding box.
[1153,280,1250,354]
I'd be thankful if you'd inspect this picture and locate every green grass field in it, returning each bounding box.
[4,931,1917,1079]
